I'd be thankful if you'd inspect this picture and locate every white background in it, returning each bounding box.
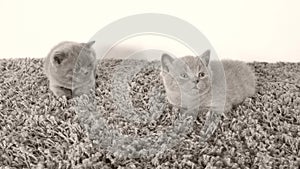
[0,0,300,62]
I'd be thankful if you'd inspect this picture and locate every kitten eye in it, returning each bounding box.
[198,72,206,78]
[180,73,188,78]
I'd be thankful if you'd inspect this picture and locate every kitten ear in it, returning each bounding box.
[84,41,96,48]
[52,52,67,65]
[161,53,175,73]
[199,50,210,66]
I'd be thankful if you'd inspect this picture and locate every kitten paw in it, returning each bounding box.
[50,86,72,99]
[199,110,222,142]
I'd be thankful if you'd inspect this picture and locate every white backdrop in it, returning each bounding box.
[0,0,300,62]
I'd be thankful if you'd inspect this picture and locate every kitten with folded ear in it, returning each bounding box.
[160,50,256,139]
[44,41,97,98]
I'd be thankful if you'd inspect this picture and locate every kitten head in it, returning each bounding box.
[160,50,211,107]
[49,41,96,84]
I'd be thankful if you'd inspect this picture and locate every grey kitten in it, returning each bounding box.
[160,50,256,140]
[44,41,97,98]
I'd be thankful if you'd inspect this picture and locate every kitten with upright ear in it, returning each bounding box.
[161,53,175,73]
[160,48,256,141]
[82,41,96,48]
[198,50,210,66]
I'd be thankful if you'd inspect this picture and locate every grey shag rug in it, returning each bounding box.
[0,58,300,169]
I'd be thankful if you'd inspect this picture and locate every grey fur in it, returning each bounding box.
[161,50,212,109]
[160,50,256,110]
[161,50,256,140]
[44,41,96,98]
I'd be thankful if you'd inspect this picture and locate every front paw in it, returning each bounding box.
[51,86,72,99]
[73,84,95,97]
[72,88,92,98]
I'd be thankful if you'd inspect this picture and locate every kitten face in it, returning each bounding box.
[160,50,212,107]
[50,41,96,84]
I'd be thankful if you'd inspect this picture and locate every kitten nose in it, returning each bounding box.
[194,79,199,83]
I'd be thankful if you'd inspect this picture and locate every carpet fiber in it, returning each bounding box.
[0,58,300,168]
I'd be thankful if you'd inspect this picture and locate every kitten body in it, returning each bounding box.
[160,50,256,112]
[160,50,256,140]
[44,41,96,98]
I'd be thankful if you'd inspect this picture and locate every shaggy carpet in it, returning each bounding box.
[0,58,300,169]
